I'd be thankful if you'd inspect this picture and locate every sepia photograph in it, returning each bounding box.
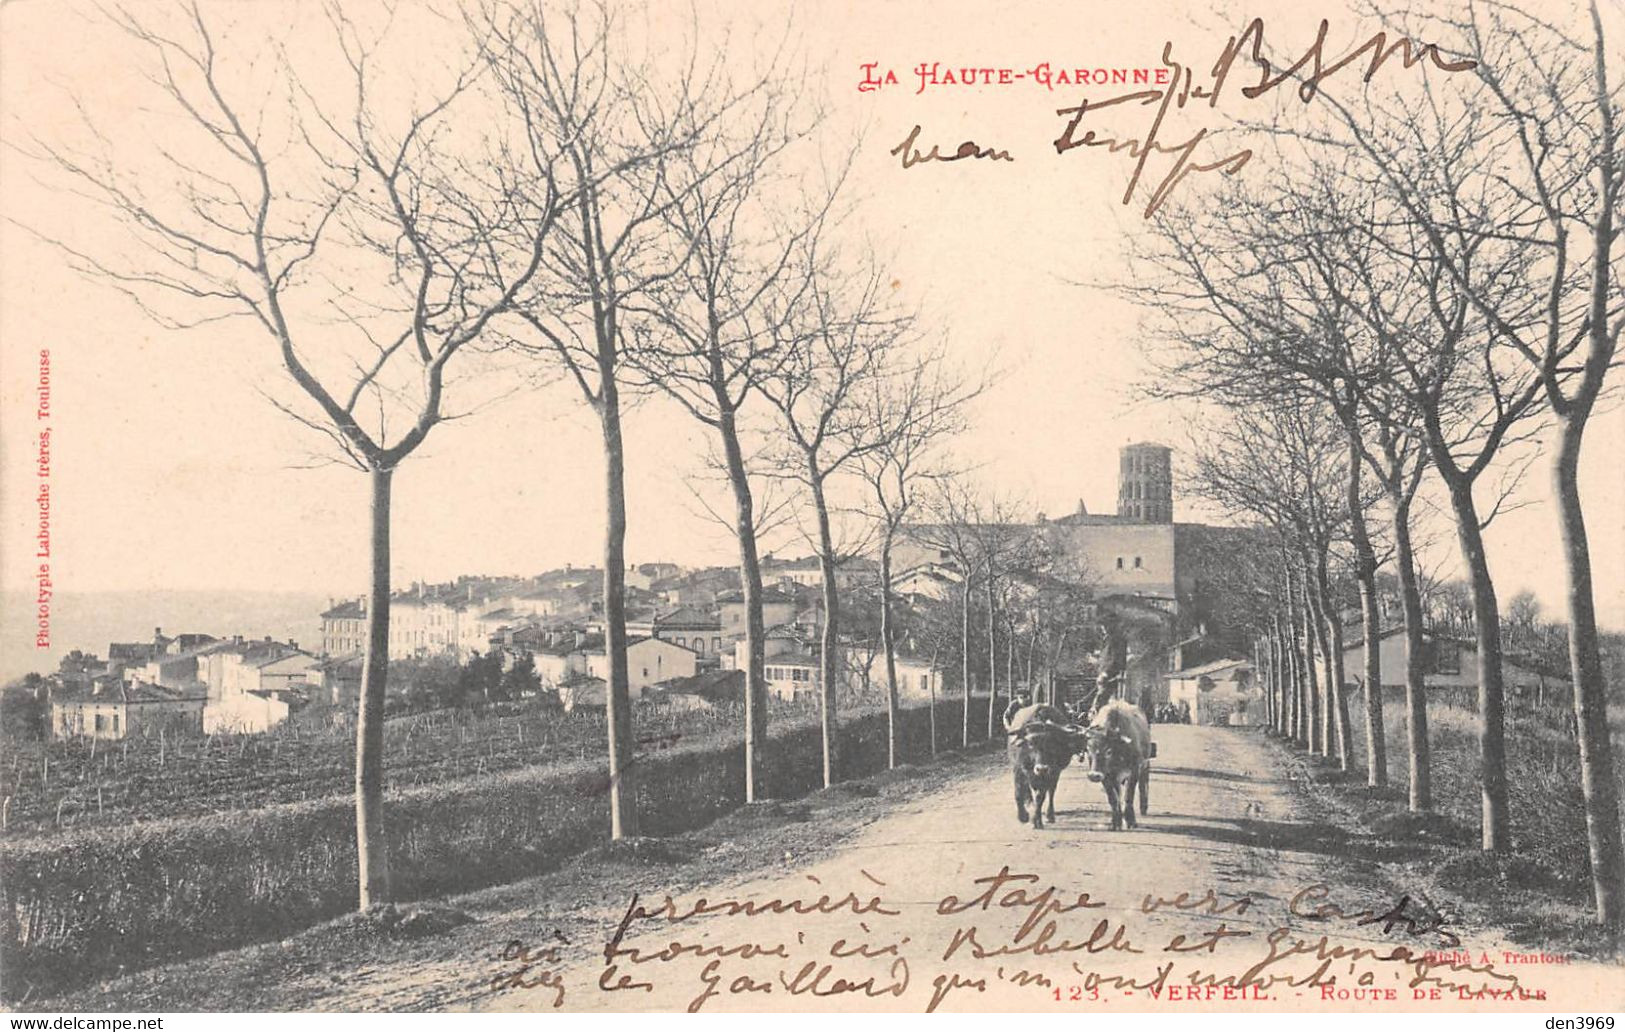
[0,0,1622,1016]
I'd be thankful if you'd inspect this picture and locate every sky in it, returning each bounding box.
[2,0,1621,637]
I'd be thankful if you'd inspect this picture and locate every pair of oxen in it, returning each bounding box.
[1005,700,1153,831]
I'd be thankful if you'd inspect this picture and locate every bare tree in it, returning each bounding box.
[1353,0,1624,925]
[1361,409,1434,809]
[477,0,749,839]
[846,337,975,767]
[968,495,1031,737]
[758,253,906,786]
[1186,400,1354,768]
[18,3,564,906]
[916,480,987,747]
[630,70,823,800]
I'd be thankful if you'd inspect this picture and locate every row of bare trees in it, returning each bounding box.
[1132,0,1622,929]
[23,0,995,909]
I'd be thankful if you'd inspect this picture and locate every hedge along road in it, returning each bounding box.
[37,725,1623,1012]
[479,724,1621,1014]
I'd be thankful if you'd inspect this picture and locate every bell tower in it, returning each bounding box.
[1117,443,1172,523]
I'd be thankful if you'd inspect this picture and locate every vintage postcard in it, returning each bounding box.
[1,0,1622,1016]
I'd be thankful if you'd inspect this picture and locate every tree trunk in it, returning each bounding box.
[1324,593,1352,773]
[985,578,997,739]
[356,465,392,909]
[1315,559,1352,773]
[600,395,638,839]
[1309,581,1333,758]
[960,579,972,747]
[810,473,840,786]
[1273,618,1290,737]
[1268,626,1278,735]
[1444,479,1510,852]
[1302,569,1322,754]
[1392,495,1431,811]
[1255,637,1270,732]
[927,643,939,759]
[718,408,768,801]
[1049,628,1071,708]
[1555,426,1625,927]
[880,536,900,770]
[1024,629,1038,695]
[1005,623,1016,713]
[1347,433,1386,786]
[1290,593,1307,746]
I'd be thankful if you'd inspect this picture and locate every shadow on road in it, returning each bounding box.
[1150,816,1441,865]
[1153,765,1290,786]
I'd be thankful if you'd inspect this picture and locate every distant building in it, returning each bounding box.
[320,584,490,662]
[308,654,363,712]
[106,628,217,676]
[641,606,723,659]
[319,599,367,656]
[894,443,1266,659]
[1166,657,1256,725]
[764,654,820,700]
[528,630,596,688]
[1339,627,1569,700]
[649,669,745,710]
[718,587,800,644]
[557,675,609,712]
[844,647,944,701]
[626,562,683,591]
[200,638,319,733]
[737,624,943,703]
[127,643,224,690]
[763,554,880,590]
[51,680,205,740]
[892,562,961,602]
[646,565,736,607]
[204,686,308,735]
[574,636,698,697]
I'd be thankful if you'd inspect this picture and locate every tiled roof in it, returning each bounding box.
[53,681,203,705]
[716,586,799,605]
[654,606,719,628]
[1172,657,1251,678]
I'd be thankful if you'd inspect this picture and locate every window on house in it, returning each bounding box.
[112,714,120,733]
[94,713,108,732]
[1116,557,1124,570]
[1134,556,1143,569]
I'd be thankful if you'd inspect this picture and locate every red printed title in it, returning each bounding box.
[858,61,1172,94]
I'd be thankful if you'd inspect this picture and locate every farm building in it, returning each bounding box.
[1338,627,1569,703]
[572,636,698,697]
[1166,657,1257,726]
[50,680,205,740]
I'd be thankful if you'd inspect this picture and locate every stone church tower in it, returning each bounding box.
[1117,442,1172,523]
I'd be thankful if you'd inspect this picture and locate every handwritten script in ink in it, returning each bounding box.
[879,19,1477,218]
[485,866,1565,1013]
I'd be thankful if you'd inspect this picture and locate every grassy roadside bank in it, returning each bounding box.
[3,697,1000,1003]
[28,740,1002,1012]
[1258,715,1623,963]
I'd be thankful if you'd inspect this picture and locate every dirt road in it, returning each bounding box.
[44,725,1621,1013]
[475,724,1619,1013]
